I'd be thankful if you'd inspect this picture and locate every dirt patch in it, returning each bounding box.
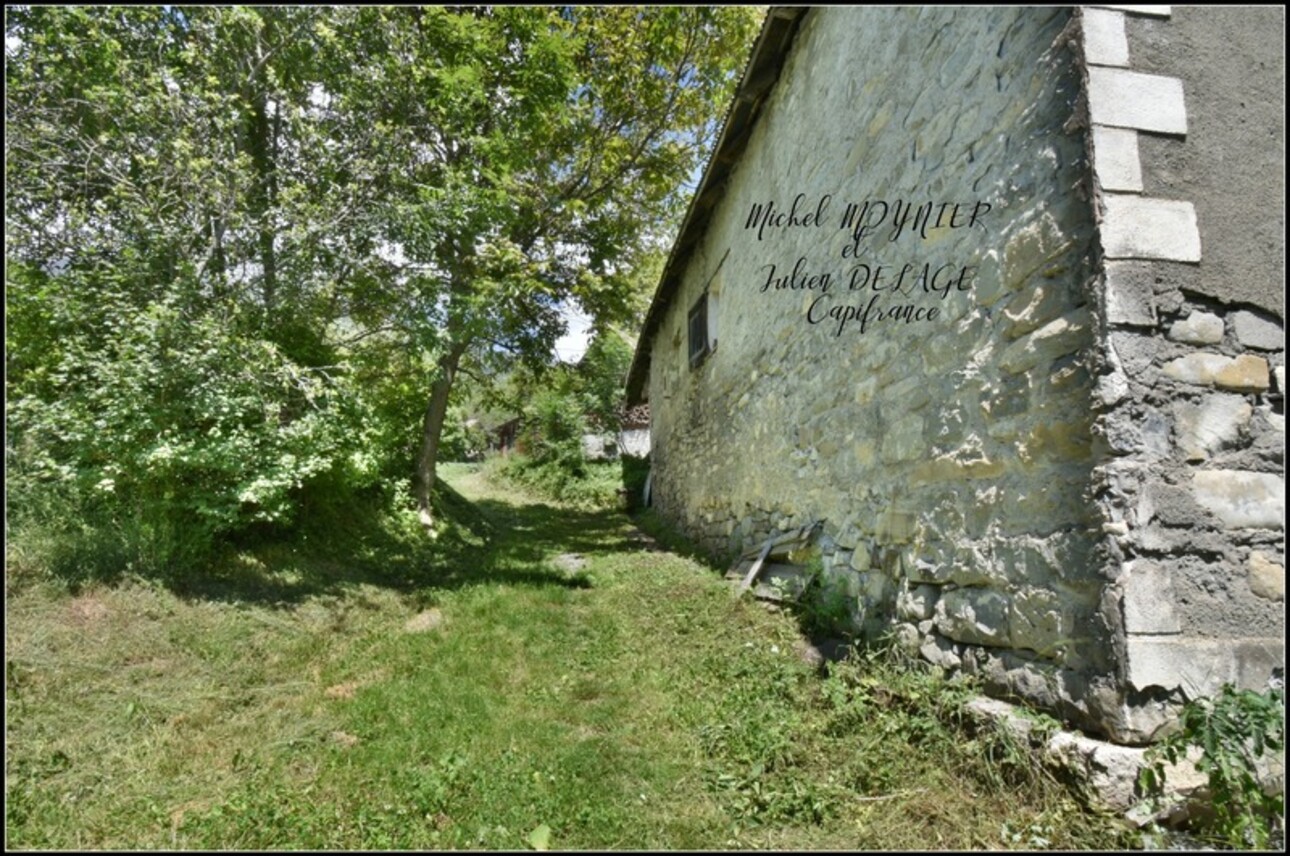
[552,553,587,573]
[322,668,389,700]
[794,639,826,670]
[626,531,665,552]
[324,682,359,700]
[573,725,604,742]
[404,608,445,633]
[68,594,110,625]
[793,637,853,673]
[330,730,361,748]
[169,799,208,836]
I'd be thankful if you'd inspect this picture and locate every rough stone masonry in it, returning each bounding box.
[629,6,1284,745]
[1081,4,1284,742]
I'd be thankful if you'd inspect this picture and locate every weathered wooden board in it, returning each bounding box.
[736,536,776,595]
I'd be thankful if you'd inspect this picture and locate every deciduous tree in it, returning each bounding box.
[5,6,760,546]
[334,7,760,524]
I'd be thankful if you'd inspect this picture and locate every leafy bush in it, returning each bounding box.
[1139,682,1285,849]
[620,454,650,512]
[522,389,589,474]
[473,383,624,510]
[7,268,375,578]
[575,331,633,432]
[439,405,489,463]
[797,558,857,638]
[482,453,622,511]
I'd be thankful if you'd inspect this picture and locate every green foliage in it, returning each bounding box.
[711,767,834,826]
[470,338,636,510]
[818,643,979,740]
[438,405,488,463]
[797,558,857,638]
[375,6,761,513]
[5,6,398,573]
[7,263,377,578]
[620,454,650,512]
[575,331,634,432]
[483,453,622,512]
[1139,683,1285,849]
[5,4,760,556]
[523,389,589,474]
[10,286,361,530]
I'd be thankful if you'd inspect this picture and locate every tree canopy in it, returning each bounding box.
[6,5,760,556]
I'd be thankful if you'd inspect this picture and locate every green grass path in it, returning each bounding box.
[5,464,1132,850]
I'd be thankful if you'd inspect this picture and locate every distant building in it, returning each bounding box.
[618,403,651,459]
[489,417,521,455]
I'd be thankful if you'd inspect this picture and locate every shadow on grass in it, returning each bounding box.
[628,507,729,572]
[629,505,857,674]
[135,478,650,609]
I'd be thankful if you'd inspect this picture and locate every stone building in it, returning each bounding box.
[618,403,651,459]
[625,6,1284,745]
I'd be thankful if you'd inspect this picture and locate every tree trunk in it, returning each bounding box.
[247,32,277,312]
[416,340,468,529]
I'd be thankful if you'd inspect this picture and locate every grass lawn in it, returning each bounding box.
[5,463,1136,850]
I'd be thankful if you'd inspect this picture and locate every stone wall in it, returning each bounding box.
[646,7,1127,736]
[642,5,1285,744]
[1079,5,1285,742]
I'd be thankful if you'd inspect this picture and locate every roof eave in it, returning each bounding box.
[624,6,810,405]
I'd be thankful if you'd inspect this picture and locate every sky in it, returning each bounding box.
[553,302,593,363]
